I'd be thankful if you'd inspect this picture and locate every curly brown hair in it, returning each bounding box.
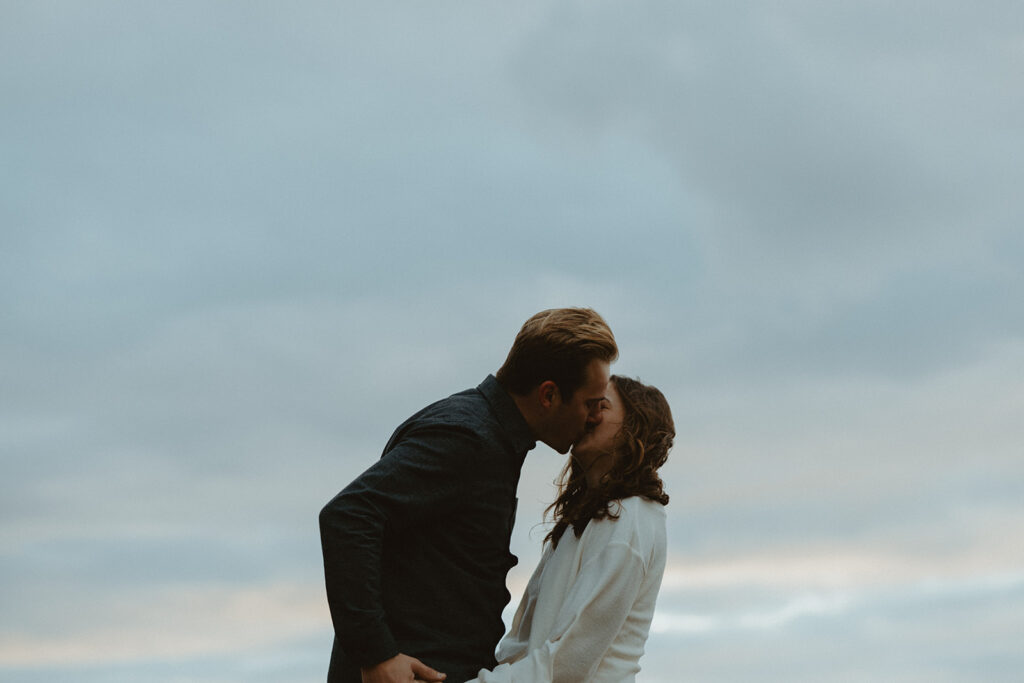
[545,375,674,547]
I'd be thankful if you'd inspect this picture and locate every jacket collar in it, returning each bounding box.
[478,374,537,456]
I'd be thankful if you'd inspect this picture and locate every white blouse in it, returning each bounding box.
[467,496,667,683]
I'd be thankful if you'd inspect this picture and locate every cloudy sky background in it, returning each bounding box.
[3,1,1022,681]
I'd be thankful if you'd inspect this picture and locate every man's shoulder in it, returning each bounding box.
[386,378,532,464]
[405,386,494,432]
[384,386,499,454]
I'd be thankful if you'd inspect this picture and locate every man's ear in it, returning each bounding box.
[537,380,559,409]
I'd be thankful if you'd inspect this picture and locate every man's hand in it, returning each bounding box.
[361,653,446,683]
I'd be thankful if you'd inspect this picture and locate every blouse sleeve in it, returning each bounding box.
[466,540,647,683]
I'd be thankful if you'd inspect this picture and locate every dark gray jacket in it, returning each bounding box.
[320,375,536,683]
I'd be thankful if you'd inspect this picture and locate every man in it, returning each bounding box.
[320,308,618,683]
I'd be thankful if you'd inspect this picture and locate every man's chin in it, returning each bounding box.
[552,432,588,455]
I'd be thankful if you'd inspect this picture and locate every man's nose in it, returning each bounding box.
[587,409,603,425]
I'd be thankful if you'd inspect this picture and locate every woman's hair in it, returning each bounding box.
[545,375,674,548]
[496,308,618,400]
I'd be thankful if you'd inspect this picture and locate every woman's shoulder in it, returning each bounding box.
[611,495,668,521]
[580,497,666,572]
[592,496,666,544]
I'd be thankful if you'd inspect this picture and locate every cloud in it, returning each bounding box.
[646,560,1024,681]
[510,1,1022,240]
[0,580,327,668]
[501,1,1024,389]
[2,2,1023,682]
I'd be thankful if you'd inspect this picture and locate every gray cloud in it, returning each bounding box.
[3,2,1023,681]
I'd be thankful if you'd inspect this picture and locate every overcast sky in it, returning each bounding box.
[3,2,1023,681]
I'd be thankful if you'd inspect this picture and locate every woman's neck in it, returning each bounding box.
[583,454,614,489]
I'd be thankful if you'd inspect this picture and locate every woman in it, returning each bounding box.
[468,375,675,683]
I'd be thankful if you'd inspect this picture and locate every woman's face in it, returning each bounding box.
[570,381,625,467]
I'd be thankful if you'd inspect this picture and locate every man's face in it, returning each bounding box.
[545,359,611,454]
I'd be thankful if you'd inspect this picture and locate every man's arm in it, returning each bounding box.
[319,423,478,674]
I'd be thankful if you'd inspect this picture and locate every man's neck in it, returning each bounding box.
[509,391,543,441]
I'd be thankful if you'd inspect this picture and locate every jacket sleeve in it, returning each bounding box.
[466,540,648,683]
[319,422,480,668]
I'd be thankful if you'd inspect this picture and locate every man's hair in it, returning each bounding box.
[546,374,674,548]
[495,308,618,400]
